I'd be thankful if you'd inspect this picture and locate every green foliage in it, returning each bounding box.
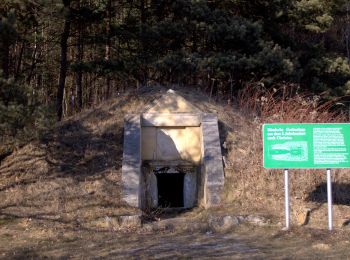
[117,1,298,88]
[292,0,335,33]
[1,0,350,153]
[0,76,55,152]
[0,11,17,43]
[324,56,350,96]
[0,77,29,135]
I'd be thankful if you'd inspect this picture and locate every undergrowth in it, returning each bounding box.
[225,83,350,216]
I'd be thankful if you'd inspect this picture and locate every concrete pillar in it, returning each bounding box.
[121,114,141,207]
[201,113,225,207]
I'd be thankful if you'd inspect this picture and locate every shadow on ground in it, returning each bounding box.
[307,183,350,205]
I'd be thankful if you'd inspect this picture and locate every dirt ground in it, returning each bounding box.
[1,216,350,259]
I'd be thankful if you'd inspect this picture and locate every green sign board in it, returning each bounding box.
[263,124,350,169]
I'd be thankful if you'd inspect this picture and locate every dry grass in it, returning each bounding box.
[0,91,156,229]
[222,83,350,227]
[0,84,350,231]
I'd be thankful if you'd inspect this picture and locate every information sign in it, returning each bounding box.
[263,124,350,169]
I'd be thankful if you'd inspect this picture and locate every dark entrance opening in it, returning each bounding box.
[156,172,184,208]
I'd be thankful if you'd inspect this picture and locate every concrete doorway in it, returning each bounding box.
[156,172,185,208]
[122,90,225,210]
[142,161,198,210]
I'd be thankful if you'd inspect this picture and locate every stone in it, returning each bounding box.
[312,243,330,250]
[141,223,154,232]
[245,215,270,226]
[208,215,240,232]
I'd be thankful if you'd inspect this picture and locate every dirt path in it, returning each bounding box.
[1,218,350,259]
[54,232,261,259]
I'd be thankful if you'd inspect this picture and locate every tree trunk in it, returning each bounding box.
[26,42,38,85]
[2,42,10,79]
[76,26,83,110]
[140,0,148,86]
[14,40,25,79]
[346,3,350,65]
[105,0,112,100]
[57,0,71,121]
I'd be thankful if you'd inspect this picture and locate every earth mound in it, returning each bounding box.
[1,85,350,230]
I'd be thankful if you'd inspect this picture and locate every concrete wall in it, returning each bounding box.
[141,126,201,164]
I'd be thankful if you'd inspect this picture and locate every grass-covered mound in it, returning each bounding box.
[1,85,350,229]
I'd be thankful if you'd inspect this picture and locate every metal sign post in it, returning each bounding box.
[326,169,333,231]
[284,169,290,229]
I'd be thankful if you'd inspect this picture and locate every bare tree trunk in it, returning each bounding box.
[76,26,83,110]
[57,0,71,121]
[346,3,350,64]
[74,0,83,111]
[140,0,148,86]
[105,0,112,99]
[2,42,10,79]
[26,41,38,85]
[14,40,25,79]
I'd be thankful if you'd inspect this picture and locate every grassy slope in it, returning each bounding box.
[0,85,350,229]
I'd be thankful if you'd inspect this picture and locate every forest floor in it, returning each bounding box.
[1,86,350,258]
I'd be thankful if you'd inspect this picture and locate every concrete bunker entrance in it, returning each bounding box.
[121,90,225,212]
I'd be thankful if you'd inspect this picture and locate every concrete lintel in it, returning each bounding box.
[141,113,201,127]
